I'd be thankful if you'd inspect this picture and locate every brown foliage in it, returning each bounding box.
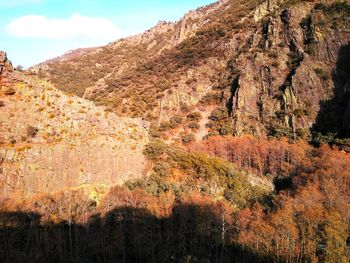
[189,135,311,177]
[1,139,350,262]
[234,144,350,262]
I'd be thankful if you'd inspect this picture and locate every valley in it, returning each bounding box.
[0,0,350,262]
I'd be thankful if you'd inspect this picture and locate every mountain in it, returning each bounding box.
[32,0,350,142]
[0,51,149,198]
[1,1,350,262]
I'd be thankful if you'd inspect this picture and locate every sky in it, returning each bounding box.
[0,0,217,68]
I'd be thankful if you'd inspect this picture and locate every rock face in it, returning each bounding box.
[0,51,12,70]
[32,0,350,139]
[0,53,149,197]
[227,1,350,137]
[0,51,13,87]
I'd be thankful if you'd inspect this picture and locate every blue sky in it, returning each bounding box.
[0,0,216,68]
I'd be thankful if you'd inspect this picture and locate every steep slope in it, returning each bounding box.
[226,0,350,139]
[1,3,350,262]
[33,0,350,144]
[0,52,149,197]
[31,0,255,119]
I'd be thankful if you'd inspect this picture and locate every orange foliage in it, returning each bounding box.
[1,137,350,262]
[189,135,311,177]
[233,143,350,262]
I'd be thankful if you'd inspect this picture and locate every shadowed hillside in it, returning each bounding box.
[0,206,274,263]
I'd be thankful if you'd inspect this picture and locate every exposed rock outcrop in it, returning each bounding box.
[226,1,350,138]
[0,52,149,197]
[0,51,14,89]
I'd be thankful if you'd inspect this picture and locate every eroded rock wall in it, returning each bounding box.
[0,53,149,197]
[228,1,350,137]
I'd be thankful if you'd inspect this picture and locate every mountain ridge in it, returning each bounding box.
[32,0,350,144]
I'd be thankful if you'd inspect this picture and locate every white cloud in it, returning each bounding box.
[0,0,42,7]
[6,13,120,41]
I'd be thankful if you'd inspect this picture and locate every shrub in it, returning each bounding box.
[149,128,162,138]
[188,122,200,130]
[153,162,172,177]
[207,107,233,136]
[187,112,202,122]
[210,107,229,121]
[0,100,5,107]
[143,140,168,160]
[217,122,233,136]
[312,132,336,147]
[169,114,184,129]
[181,133,196,145]
[296,128,311,140]
[200,92,223,105]
[158,122,171,132]
[269,125,293,139]
[334,138,350,151]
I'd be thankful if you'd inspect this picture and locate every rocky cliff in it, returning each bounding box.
[226,0,350,138]
[0,52,149,198]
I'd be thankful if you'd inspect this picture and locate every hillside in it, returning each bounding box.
[0,51,149,197]
[33,0,350,144]
[1,0,350,262]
